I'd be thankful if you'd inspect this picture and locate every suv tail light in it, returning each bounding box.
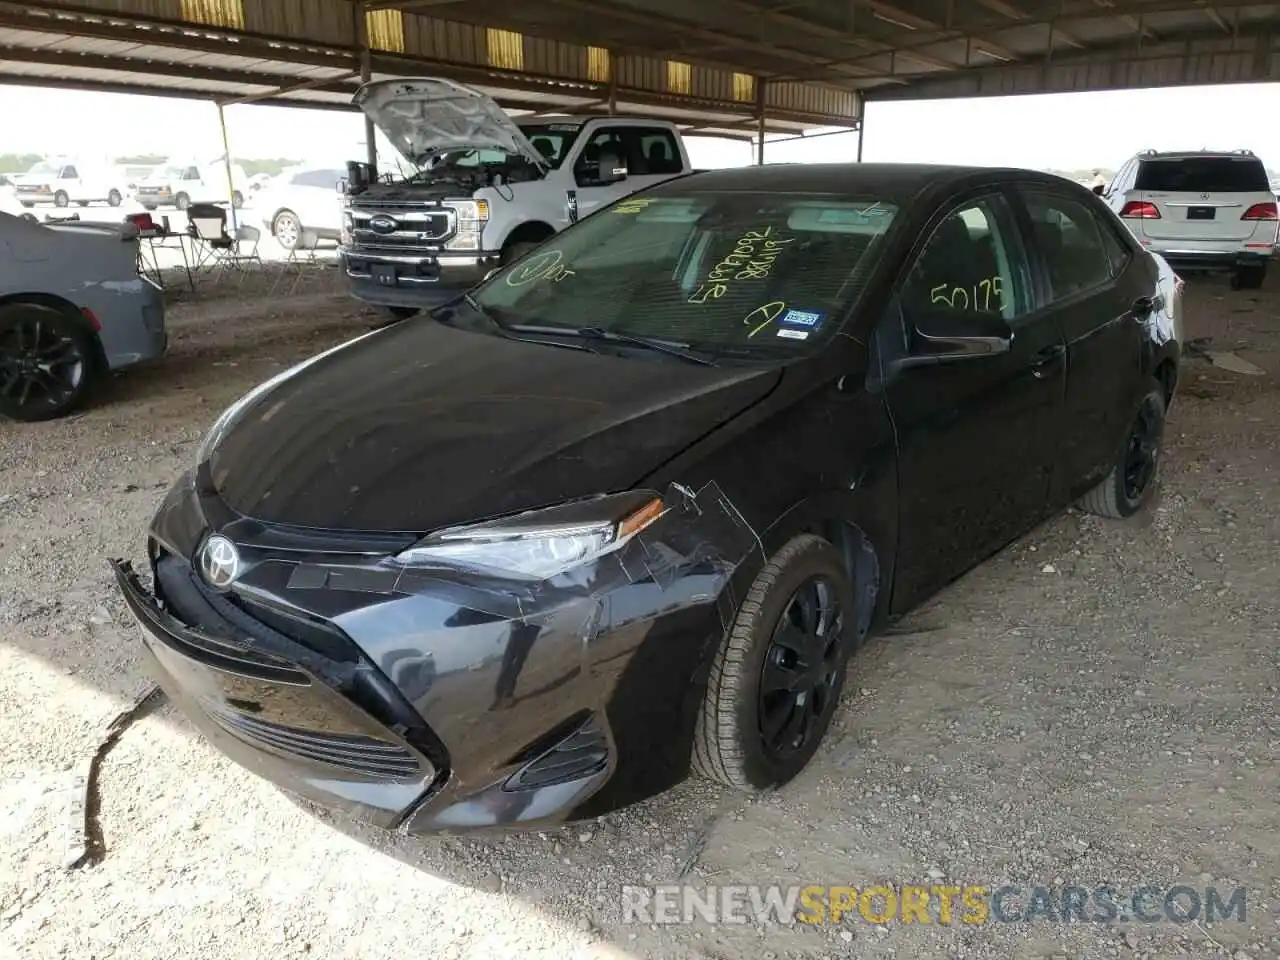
[1241,201,1277,220]
[1119,201,1161,219]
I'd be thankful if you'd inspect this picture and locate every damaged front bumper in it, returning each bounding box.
[110,479,761,833]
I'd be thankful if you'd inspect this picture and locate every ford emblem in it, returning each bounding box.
[369,214,398,235]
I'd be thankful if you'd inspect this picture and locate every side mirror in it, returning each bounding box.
[890,307,1013,372]
[336,178,348,195]
[1091,184,1106,196]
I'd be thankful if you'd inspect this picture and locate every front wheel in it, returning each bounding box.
[272,210,302,250]
[0,302,96,422]
[174,193,190,211]
[1077,380,1166,519]
[107,189,122,207]
[693,534,856,791]
[232,190,244,209]
[53,191,69,208]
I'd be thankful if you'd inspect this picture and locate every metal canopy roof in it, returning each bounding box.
[0,1,1275,143]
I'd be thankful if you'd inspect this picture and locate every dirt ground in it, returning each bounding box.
[0,263,1276,960]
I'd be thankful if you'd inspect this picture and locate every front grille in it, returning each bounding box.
[203,702,423,779]
[351,231,442,249]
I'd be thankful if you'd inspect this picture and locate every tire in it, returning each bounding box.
[107,189,122,207]
[0,302,96,422]
[1077,379,1166,520]
[272,210,302,250]
[1230,264,1266,291]
[232,191,244,209]
[386,307,419,321]
[501,239,546,265]
[53,191,69,208]
[693,533,856,791]
[174,193,190,211]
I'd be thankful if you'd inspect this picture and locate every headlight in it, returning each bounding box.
[445,199,489,252]
[393,493,664,580]
[340,211,353,246]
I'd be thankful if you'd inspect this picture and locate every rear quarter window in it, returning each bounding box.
[1136,157,1269,193]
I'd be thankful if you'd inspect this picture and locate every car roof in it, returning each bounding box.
[1138,150,1261,161]
[661,162,1060,200]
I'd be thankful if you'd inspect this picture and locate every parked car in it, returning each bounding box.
[1098,148,1277,289]
[112,163,1181,834]
[12,159,126,208]
[0,214,166,421]
[340,77,697,318]
[252,165,346,249]
[134,160,247,211]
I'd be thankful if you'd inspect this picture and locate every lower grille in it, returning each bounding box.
[203,701,423,780]
[505,713,610,791]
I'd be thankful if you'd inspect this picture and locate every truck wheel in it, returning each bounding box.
[107,189,122,207]
[272,210,302,250]
[175,193,190,211]
[501,240,544,264]
[53,191,69,208]
[1231,264,1266,291]
[232,191,244,209]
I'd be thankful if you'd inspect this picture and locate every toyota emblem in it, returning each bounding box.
[368,214,398,235]
[199,535,241,588]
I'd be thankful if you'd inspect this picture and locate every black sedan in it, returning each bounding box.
[112,163,1183,833]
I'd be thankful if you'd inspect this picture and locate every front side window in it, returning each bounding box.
[471,190,900,359]
[184,167,201,180]
[901,197,1029,324]
[1020,191,1113,301]
[60,166,78,179]
[574,128,631,186]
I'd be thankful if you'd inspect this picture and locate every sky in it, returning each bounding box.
[1,81,1278,173]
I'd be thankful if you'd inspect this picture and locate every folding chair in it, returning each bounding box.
[187,204,262,283]
[270,230,336,297]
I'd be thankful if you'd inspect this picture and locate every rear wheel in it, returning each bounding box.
[0,303,96,422]
[693,534,856,790]
[1077,380,1166,519]
[232,190,244,209]
[1231,263,1266,290]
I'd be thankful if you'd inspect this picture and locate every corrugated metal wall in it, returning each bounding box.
[98,0,858,122]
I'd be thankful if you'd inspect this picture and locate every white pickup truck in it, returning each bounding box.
[340,77,698,316]
[13,160,127,209]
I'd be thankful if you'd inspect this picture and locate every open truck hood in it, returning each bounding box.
[352,77,549,171]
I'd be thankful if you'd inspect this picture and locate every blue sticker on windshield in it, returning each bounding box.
[779,309,825,329]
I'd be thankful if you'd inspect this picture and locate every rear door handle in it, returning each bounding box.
[1030,343,1066,377]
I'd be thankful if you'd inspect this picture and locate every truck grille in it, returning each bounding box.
[347,205,454,253]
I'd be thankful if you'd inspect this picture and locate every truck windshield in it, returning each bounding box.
[25,163,56,175]
[471,190,899,360]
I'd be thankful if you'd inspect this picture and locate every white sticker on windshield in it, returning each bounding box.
[776,328,809,340]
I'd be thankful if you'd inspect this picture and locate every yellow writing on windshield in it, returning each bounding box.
[614,197,659,215]
[744,300,787,338]
[930,277,1004,312]
[506,249,573,287]
[688,226,795,304]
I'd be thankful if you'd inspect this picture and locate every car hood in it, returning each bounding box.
[205,321,780,533]
[352,77,549,171]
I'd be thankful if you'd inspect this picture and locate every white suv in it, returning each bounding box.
[1098,149,1277,289]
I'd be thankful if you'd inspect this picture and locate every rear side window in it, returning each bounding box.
[1136,157,1269,193]
[1021,191,1113,301]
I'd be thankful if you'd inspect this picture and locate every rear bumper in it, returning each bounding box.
[340,247,501,308]
[1145,245,1272,271]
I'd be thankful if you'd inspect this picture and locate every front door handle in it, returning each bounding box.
[1030,343,1065,378]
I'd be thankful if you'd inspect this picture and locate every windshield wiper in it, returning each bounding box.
[504,324,716,366]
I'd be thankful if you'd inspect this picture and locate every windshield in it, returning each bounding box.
[515,123,581,168]
[25,162,55,176]
[471,189,898,359]
[1136,157,1270,193]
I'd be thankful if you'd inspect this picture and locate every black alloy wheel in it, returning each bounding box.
[693,533,857,790]
[758,577,845,760]
[1077,379,1166,519]
[0,304,94,422]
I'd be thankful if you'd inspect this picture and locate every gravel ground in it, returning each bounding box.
[0,268,1277,960]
